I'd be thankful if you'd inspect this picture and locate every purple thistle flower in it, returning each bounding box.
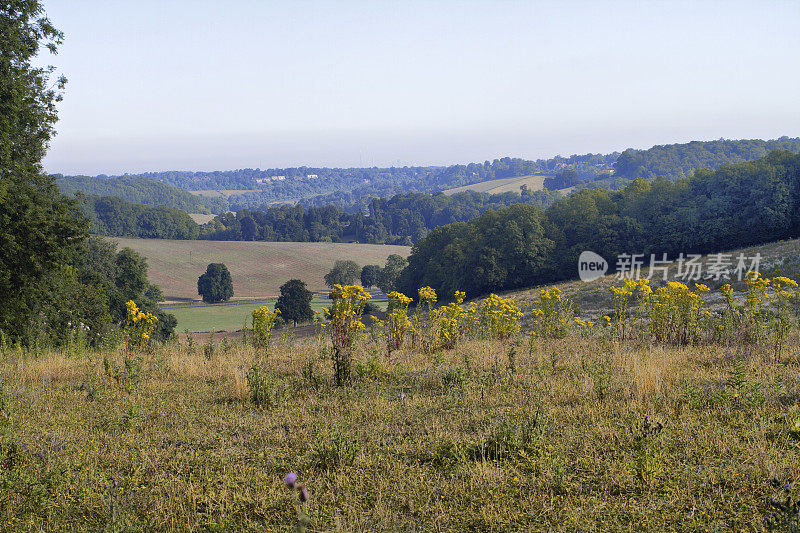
[298,485,309,503]
[785,483,792,491]
[283,472,298,489]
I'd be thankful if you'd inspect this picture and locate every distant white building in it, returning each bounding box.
[306,174,319,179]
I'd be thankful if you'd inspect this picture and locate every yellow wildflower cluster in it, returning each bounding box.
[413,286,440,352]
[645,281,708,345]
[573,316,594,336]
[437,290,466,349]
[771,276,798,298]
[327,284,371,351]
[327,284,371,385]
[744,271,771,318]
[530,287,575,339]
[768,275,798,360]
[477,294,524,340]
[252,305,280,348]
[386,291,412,352]
[418,286,437,308]
[609,278,651,339]
[124,300,157,350]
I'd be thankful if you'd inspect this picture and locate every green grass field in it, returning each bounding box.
[443,174,547,196]
[163,295,388,332]
[111,237,410,301]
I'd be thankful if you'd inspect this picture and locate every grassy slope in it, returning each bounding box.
[112,237,410,301]
[5,240,800,530]
[442,174,547,196]
[504,238,800,321]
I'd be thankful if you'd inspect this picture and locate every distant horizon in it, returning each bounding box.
[38,0,800,175]
[50,133,799,176]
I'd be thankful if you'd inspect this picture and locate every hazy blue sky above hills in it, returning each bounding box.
[41,0,800,175]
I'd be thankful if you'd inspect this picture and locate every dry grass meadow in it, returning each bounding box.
[1,330,799,531]
[4,242,800,531]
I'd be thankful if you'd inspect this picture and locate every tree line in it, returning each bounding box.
[613,137,800,181]
[115,155,610,208]
[57,174,227,213]
[81,194,200,239]
[200,188,559,245]
[399,151,800,298]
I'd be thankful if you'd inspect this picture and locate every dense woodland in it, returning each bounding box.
[57,174,227,213]
[200,188,559,244]
[82,195,200,240]
[613,137,800,180]
[111,155,613,208]
[399,150,800,297]
[70,142,800,254]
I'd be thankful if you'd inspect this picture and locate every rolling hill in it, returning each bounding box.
[504,238,800,323]
[57,175,228,213]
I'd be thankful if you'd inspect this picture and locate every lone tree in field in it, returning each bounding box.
[275,279,314,326]
[197,263,233,303]
[360,264,381,288]
[324,260,360,288]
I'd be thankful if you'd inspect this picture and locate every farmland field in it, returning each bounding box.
[112,237,410,301]
[187,213,216,224]
[443,174,547,196]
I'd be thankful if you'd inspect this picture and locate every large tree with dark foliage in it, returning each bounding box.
[0,1,89,340]
[378,254,408,294]
[275,279,314,325]
[324,260,360,288]
[197,263,234,303]
[72,237,176,343]
[360,265,381,288]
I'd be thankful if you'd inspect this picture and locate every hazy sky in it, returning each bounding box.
[40,0,800,175]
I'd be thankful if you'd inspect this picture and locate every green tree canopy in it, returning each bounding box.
[0,0,89,340]
[197,263,234,303]
[275,279,314,325]
[378,254,408,294]
[324,260,360,288]
[360,264,381,288]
